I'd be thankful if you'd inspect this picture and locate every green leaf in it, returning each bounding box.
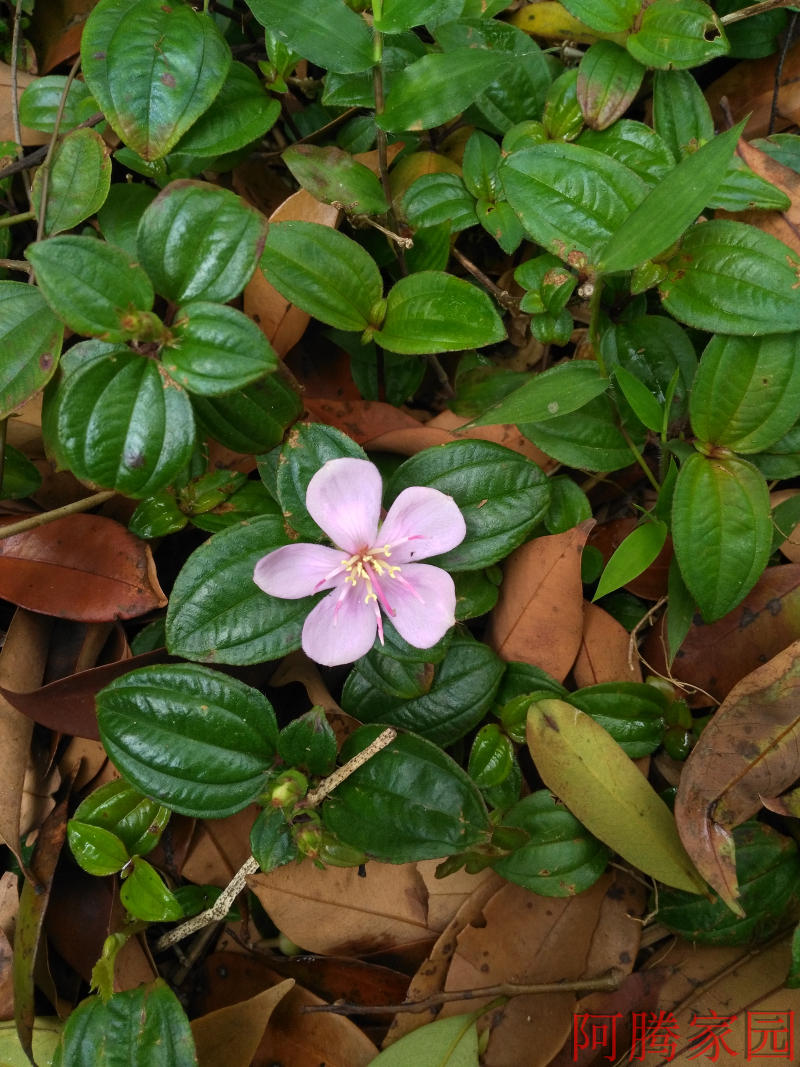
[454,568,501,621]
[598,121,744,273]
[501,142,647,266]
[492,790,610,895]
[0,281,63,419]
[31,128,111,236]
[709,156,792,212]
[96,664,278,818]
[97,183,159,257]
[120,857,183,922]
[164,302,277,395]
[520,394,639,473]
[0,445,41,500]
[690,333,800,453]
[261,220,383,332]
[652,69,714,160]
[137,180,268,304]
[470,361,608,427]
[467,724,514,789]
[672,452,772,622]
[375,0,459,33]
[71,778,170,859]
[526,699,706,893]
[250,808,298,872]
[462,131,500,201]
[476,198,525,254]
[283,144,388,214]
[27,236,155,341]
[374,272,505,354]
[166,514,314,664]
[577,42,645,132]
[53,981,197,1067]
[192,374,302,454]
[81,0,231,160]
[593,521,668,602]
[578,119,675,185]
[626,0,729,70]
[0,1019,63,1066]
[402,173,478,233]
[386,440,550,571]
[246,0,375,73]
[276,423,367,540]
[67,822,130,876]
[600,314,696,421]
[570,682,668,757]
[559,0,639,33]
[544,476,592,534]
[666,555,695,664]
[611,364,664,432]
[378,49,516,133]
[18,76,97,134]
[322,724,491,861]
[659,220,800,334]
[172,61,280,157]
[368,1013,479,1066]
[51,342,195,497]
[543,68,583,142]
[277,708,337,776]
[341,635,504,746]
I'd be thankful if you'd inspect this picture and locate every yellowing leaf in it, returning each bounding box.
[526,699,706,894]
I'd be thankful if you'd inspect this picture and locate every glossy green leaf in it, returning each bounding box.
[192,374,302,454]
[690,333,800,453]
[709,156,792,212]
[626,0,729,70]
[600,314,696,422]
[520,394,639,473]
[164,302,277,395]
[0,446,41,500]
[471,361,608,427]
[570,682,668,757]
[476,198,525,254]
[375,0,458,33]
[277,708,337,776]
[369,1013,479,1066]
[386,440,550,571]
[492,790,610,895]
[120,857,183,922]
[612,364,664,432]
[660,220,800,334]
[51,342,195,497]
[378,49,516,132]
[374,272,505,354]
[81,0,230,160]
[593,521,668,602]
[666,555,696,664]
[527,699,705,893]
[672,452,772,622]
[261,220,383,332]
[599,121,743,273]
[454,568,501,621]
[96,664,278,818]
[276,423,367,540]
[71,778,170,859]
[402,173,478,233]
[137,180,268,304]
[31,128,111,235]
[190,481,277,534]
[0,281,63,418]
[18,76,97,134]
[578,119,674,185]
[246,0,375,73]
[501,142,647,266]
[97,183,159,257]
[250,808,298,873]
[355,635,447,701]
[543,68,583,142]
[323,724,491,861]
[468,724,514,789]
[577,42,645,132]
[172,61,280,157]
[67,822,130,876]
[166,513,314,664]
[283,144,388,214]
[322,33,426,108]
[560,0,639,33]
[544,476,592,535]
[342,635,504,746]
[53,981,197,1067]
[27,236,155,341]
[462,131,500,201]
[652,69,714,160]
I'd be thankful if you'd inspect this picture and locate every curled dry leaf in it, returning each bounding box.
[487,522,593,679]
[190,980,295,1067]
[726,138,800,257]
[706,41,800,137]
[675,639,800,912]
[572,601,642,687]
[643,564,800,705]
[0,514,167,622]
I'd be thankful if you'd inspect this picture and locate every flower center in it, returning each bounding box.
[341,544,402,616]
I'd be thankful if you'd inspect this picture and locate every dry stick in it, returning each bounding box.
[304,972,623,1016]
[0,259,31,273]
[9,0,27,186]
[0,490,116,540]
[721,0,796,23]
[450,246,517,312]
[154,727,397,952]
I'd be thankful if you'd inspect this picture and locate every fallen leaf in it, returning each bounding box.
[572,601,642,686]
[0,64,48,145]
[527,699,706,894]
[191,980,294,1067]
[721,138,800,257]
[181,806,258,889]
[0,514,167,621]
[706,41,800,137]
[303,397,424,446]
[772,488,800,562]
[643,564,800,704]
[486,522,592,679]
[674,639,800,911]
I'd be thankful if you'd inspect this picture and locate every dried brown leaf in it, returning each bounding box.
[0,64,48,145]
[191,980,294,1067]
[572,601,642,686]
[706,41,800,137]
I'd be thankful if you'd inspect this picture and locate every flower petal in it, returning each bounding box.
[306,458,382,553]
[378,487,466,563]
[254,543,346,599]
[386,563,457,649]
[302,586,378,666]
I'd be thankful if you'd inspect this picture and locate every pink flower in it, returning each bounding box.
[254,457,467,667]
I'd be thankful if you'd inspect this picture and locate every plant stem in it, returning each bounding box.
[0,259,32,273]
[451,245,517,312]
[0,490,116,540]
[721,0,794,22]
[620,424,661,493]
[0,210,34,229]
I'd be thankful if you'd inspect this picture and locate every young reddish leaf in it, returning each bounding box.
[676,641,800,912]
[0,514,167,622]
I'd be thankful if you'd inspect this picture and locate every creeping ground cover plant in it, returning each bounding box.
[4,0,800,1062]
